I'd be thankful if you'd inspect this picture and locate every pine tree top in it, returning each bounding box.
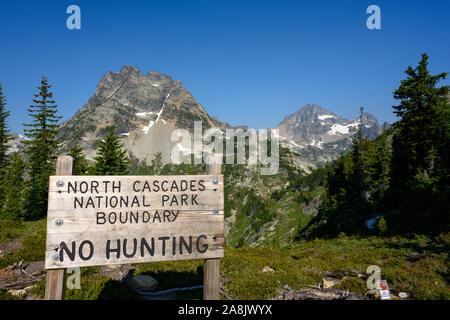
[23,76,62,141]
[0,83,12,167]
[92,127,129,175]
[393,53,448,119]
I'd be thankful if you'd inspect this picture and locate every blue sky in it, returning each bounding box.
[0,0,449,134]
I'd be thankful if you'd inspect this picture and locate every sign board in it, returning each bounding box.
[45,175,224,269]
[376,280,391,300]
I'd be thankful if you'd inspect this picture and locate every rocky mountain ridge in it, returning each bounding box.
[9,68,385,171]
[276,104,384,169]
[56,65,229,163]
[6,133,28,155]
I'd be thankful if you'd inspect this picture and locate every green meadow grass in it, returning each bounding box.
[1,219,448,300]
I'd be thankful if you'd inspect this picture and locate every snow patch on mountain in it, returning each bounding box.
[318,114,336,121]
[328,122,358,135]
[136,112,155,117]
[290,140,304,148]
[6,133,29,155]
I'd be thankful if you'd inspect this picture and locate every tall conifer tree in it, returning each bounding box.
[0,84,12,210]
[91,128,129,175]
[23,76,61,220]
[69,142,90,175]
[1,153,25,220]
[0,84,11,169]
[391,53,448,189]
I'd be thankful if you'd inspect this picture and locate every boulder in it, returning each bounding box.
[365,289,380,299]
[262,266,275,273]
[129,275,159,292]
[322,278,336,289]
[24,285,37,293]
[8,289,27,297]
[399,292,409,299]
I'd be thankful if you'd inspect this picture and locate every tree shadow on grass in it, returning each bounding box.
[136,265,203,300]
[96,266,203,300]
[382,237,450,258]
[96,280,140,300]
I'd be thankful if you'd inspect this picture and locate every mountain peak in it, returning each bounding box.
[146,70,173,83]
[295,104,338,117]
[300,104,327,112]
[279,104,339,127]
[277,103,382,153]
[119,65,142,76]
[58,66,229,164]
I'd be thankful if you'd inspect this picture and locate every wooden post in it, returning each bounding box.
[204,154,222,300]
[44,155,73,300]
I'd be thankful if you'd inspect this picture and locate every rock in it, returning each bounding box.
[277,104,383,168]
[8,289,27,297]
[262,266,274,273]
[106,264,122,270]
[322,278,336,289]
[365,289,380,299]
[56,66,229,164]
[129,275,159,292]
[24,285,37,293]
[399,292,409,299]
[272,287,366,300]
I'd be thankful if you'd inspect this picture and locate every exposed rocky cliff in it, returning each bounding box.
[276,104,383,169]
[57,65,229,163]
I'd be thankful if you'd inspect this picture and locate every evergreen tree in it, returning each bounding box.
[149,152,163,175]
[1,153,25,220]
[373,126,391,200]
[0,84,12,211]
[0,84,11,170]
[91,128,129,175]
[305,54,449,237]
[391,53,448,189]
[350,107,376,205]
[433,87,450,188]
[23,76,62,220]
[69,142,89,175]
[376,216,387,236]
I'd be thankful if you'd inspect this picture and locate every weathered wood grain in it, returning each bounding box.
[47,175,224,211]
[45,173,224,269]
[45,229,224,269]
[48,175,223,193]
[45,156,72,300]
[47,210,224,234]
[204,154,222,300]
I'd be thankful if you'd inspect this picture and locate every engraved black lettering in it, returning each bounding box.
[60,241,76,262]
[159,236,170,256]
[180,236,192,254]
[79,240,94,261]
[123,238,137,258]
[96,212,106,224]
[106,239,120,259]
[140,237,155,257]
[196,235,208,253]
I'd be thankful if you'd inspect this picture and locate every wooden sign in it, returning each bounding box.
[45,175,224,269]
